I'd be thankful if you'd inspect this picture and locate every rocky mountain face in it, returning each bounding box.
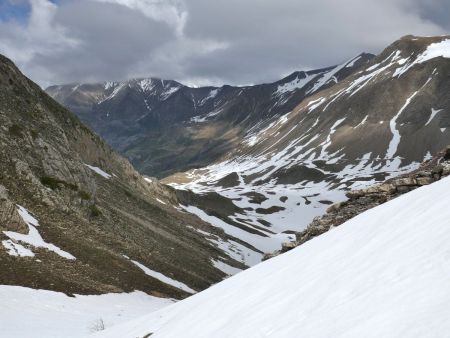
[163,35,450,264]
[0,54,247,299]
[46,53,373,177]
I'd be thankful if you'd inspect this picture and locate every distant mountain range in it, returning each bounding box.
[46,53,374,177]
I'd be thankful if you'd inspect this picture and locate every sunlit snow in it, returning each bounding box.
[97,176,450,338]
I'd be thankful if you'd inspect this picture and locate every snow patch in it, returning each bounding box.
[138,79,155,92]
[130,260,196,294]
[3,205,76,260]
[354,115,368,128]
[345,55,361,68]
[211,259,242,276]
[2,239,34,257]
[155,198,166,205]
[425,108,443,126]
[386,91,418,159]
[394,39,450,77]
[199,88,220,105]
[85,164,112,179]
[275,73,317,95]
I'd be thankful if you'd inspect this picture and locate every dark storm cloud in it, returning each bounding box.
[414,0,450,30]
[0,0,448,87]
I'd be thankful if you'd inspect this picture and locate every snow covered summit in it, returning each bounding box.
[97,175,450,338]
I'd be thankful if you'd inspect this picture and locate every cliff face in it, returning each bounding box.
[0,54,245,298]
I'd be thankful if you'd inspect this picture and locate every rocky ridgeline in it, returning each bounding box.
[264,146,450,260]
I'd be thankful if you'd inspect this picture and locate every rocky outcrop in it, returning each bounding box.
[264,146,450,260]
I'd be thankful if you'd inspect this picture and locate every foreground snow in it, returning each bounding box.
[97,176,450,338]
[0,286,173,338]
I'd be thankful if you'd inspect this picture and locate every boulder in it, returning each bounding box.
[444,146,450,160]
[281,241,297,252]
[345,189,364,199]
[416,176,434,185]
[392,177,417,187]
[0,198,29,234]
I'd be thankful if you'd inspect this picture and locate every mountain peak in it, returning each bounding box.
[381,34,450,61]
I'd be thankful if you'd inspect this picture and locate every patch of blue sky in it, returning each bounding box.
[0,1,31,23]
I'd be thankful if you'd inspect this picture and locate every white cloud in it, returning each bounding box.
[0,0,79,65]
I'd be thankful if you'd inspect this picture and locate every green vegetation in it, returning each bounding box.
[40,176,78,191]
[78,190,91,200]
[30,129,39,139]
[8,124,23,137]
[89,204,102,217]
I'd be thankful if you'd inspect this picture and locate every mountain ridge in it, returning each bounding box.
[162,35,450,265]
[46,53,374,177]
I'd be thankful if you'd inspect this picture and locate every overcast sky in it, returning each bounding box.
[0,0,449,88]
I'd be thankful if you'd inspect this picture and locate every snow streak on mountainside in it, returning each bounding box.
[166,36,450,265]
[97,176,450,338]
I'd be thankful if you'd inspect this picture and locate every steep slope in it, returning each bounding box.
[0,54,245,299]
[97,175,450,338]
[165,35,450,262]
[46,54,373,177]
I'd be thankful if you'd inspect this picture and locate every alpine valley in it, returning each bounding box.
[48,35,450,268]
[0,33,449,337]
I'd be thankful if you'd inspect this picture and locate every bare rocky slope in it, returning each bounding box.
[0,54,246,299]
[46,54,373,177]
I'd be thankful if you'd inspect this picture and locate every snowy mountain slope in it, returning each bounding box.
[164,35,450,265]
[46,54,373,177]
[0,54,245,298]
[0,286,173,338]
[96,175,450,338]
